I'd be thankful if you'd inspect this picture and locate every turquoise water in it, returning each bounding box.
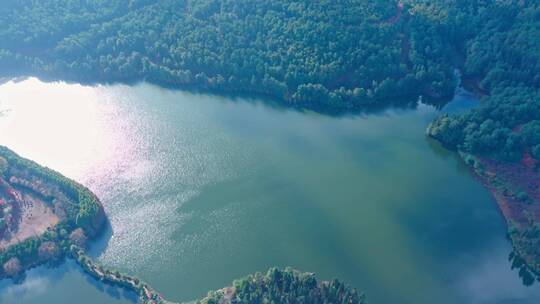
[0,78,538,304]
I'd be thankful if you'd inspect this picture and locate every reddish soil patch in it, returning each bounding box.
[0,189,59,249]
[522,151,537,170]
[472,154,540,275]
[380,1,404,25]
[478,156,540,225]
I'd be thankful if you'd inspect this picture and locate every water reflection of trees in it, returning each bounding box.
[509,250,539,286]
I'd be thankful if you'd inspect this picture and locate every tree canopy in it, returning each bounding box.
[199,268,366,304]
[0,0,460,111]
[427,0,540,162]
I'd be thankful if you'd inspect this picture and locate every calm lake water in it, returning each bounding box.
[0,78,539,304]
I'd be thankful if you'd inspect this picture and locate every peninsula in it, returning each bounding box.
[0,145,104,279]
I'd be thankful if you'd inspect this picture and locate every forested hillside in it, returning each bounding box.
[427,0,540,162]
[0,0,458,111]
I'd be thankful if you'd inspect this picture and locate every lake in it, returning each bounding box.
[0,78,539,304]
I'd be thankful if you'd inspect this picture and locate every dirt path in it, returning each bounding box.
[379,1,404,25]
[0,191,59,249]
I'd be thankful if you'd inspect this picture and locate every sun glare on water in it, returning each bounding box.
[0,78,124,180]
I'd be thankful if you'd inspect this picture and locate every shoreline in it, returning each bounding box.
[71,246,168,304]
[460,152,540,281]
[0,73,451,118]
[0,146,106,281]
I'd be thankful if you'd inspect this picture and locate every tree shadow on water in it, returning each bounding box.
[86,216,114,259]
[425,135,472,176]
[509,250,540,287]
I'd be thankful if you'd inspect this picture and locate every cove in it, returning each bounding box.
[0,78,539,304]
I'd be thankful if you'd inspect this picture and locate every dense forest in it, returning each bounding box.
[199,268,365,304]
[427,0,540,162]
[0,0,459,111]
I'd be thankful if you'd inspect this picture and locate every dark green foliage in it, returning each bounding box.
[516,191,529,203]
[0,0,460,112]
[200,268,366,304]
[508,217,540,283]
[429,87,540,160]
[427,114,465,148]
[76,190,100,233]
[520,121,540,147]
[0,146,103,278]
[0,238,40,266]
[0,146,102,232]
[426,1,540,161]
[0,227,69,278]
[0,146,78,200]
[0,157,7,175]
